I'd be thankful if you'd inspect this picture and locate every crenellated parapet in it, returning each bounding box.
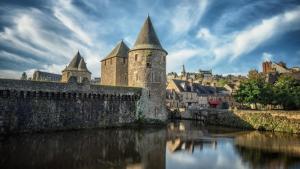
[0,78,144,134]
[0,90,140,101]
[0,79,141,100]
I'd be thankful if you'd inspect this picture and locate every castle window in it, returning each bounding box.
[146,62,151,68]
[151,72,155,82]
[135,54,138,61]
[104,60,106,66]
[110,59,112,65]
[123,58,126,64]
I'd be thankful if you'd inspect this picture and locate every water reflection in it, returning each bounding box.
[166,121,300,169]
[0,129,166,169]
[0,121,299,169]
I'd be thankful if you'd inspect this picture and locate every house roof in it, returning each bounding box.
[171,79,216,96]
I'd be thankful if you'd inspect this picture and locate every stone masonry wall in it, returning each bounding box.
[128,49,167,121]
[101,57,117,85]
[202,109,300,133]
[0,79,142,133]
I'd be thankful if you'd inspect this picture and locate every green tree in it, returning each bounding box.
[234,78,265,109]
[273,75,300,109]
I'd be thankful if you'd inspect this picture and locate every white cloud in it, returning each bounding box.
[167,48,202,71]
[0,70,23,79]
[213,6,300,61]
[53,0,93,45]
[170,0,209,34]
[262,52,273,61]
[0,50,38,65]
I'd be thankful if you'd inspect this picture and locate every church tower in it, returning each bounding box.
[128,16,167,120]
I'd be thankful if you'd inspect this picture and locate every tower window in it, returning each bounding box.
[104,60,106,66]
[146,62,151,68]
[123,58,126,64]
[135,54,138,61]
[151,72,155,82]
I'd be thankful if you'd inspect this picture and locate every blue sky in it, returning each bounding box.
[0,0,300,78]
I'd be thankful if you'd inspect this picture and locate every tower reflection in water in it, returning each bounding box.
[167,122,217,154]
[1,121,300,169]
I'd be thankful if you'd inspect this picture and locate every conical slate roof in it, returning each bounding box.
[67,51,82,69]
[64,51,90,72]
[102,40,129,61]
[78,58,88,70]
[132,16,165,51]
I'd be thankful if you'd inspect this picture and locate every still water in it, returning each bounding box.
[0,121,300,169]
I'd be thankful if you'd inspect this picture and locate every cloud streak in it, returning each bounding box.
[0,0,299,79]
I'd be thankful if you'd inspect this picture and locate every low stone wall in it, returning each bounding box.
[206,109,300,133]
[0,79,143,134]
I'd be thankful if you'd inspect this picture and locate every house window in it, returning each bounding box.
[135,54,138,61]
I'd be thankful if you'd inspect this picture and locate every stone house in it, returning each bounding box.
[166,79,231,110]
[32,70,62,82]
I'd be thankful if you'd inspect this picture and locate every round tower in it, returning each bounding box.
[128,16,167,120]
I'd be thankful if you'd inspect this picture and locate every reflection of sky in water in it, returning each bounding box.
[166,138,249,169]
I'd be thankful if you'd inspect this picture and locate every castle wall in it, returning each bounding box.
[0,79,142,133]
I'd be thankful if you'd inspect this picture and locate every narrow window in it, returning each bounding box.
[123,58,126,64]
[151,72,154,82]
[110,58,112,65]
[135,54,138,61]
[104,60,106,66]
[146,62,151,68]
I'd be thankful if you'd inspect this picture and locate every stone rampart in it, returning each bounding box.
[0,79,143,133]
[203,109,300,133]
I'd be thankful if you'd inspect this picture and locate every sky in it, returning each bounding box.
[0,0,300,79]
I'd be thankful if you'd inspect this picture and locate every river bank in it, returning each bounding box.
[205,109,300,133]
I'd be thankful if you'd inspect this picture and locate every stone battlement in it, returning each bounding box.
[0,79,141,101]
[0,78,145,134]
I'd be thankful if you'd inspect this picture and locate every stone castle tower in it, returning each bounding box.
[61,51,91,83]
[128,16,167,120]
[101,40,129,86]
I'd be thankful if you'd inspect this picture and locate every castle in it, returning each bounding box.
[100,16,167,120]
[0,16,167,134]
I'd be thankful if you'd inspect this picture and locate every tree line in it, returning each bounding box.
[234,70,300,110]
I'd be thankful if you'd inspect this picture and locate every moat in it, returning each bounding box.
[0,121,299,169]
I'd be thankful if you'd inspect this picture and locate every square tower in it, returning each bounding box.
[100,40,129,86]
